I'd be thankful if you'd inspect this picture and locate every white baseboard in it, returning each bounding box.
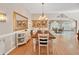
[5,46,16,55]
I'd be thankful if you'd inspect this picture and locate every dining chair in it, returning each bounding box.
[38,34,49,55]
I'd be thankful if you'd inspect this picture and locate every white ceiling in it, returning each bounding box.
[0,3,79,13]
[23,3,79,13]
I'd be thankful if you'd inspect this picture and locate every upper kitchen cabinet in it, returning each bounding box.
[13,11,28,31]
[32,20,48,28]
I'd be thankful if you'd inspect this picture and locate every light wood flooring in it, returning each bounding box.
[9,32,79,55]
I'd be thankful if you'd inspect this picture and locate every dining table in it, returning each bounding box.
[32,30,56,40]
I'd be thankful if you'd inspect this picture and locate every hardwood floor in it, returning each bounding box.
[9,38,33,55]
[9,31,79,55]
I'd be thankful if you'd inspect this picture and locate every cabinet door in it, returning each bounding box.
[0,39,5,55]
[25,31,30,42]
[4,36,12,54]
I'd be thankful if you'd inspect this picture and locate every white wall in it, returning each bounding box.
[0,4,32,54]
[0,4,32,35]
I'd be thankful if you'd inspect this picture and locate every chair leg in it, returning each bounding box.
[47,41,49,55]
[47,46,48,55]
[39,45,40,55]
[33,39,36,54]
[34,44,36,52]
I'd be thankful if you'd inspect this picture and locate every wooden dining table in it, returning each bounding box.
[32,30,56,40]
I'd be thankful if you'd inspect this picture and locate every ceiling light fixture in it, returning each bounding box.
[38,3,48,20]
[0,12,7,22]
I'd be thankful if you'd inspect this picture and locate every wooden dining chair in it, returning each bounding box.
[38,34,49,55]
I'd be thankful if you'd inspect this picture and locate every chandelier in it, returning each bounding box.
[38,3,48,20]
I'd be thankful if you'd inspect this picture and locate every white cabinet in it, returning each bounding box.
[16,32,26,47]
[0,31,30,55]
[25,30,30,42]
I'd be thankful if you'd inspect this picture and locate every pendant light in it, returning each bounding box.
[38,3,48,20]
